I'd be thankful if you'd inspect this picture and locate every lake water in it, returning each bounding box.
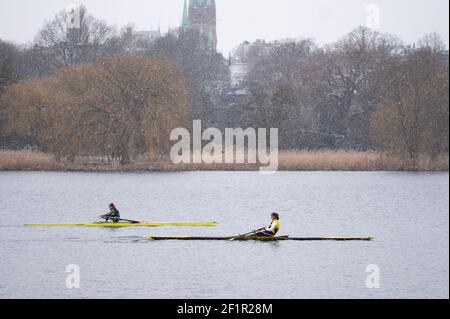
[0,171,448,299]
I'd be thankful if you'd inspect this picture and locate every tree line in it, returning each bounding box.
[0,6,448,165]
[242,27,449,161]
[0,6,228,163]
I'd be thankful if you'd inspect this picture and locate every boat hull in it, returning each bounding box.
[147,236,373,241]
[25,221,218,228]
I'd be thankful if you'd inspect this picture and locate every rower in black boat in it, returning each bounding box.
[100,203,121,223]
[254,212,280,237]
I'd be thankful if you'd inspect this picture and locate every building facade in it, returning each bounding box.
[182,0,217,51]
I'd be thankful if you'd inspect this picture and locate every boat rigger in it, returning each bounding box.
[25,221,218,228]
[147,236,374,241]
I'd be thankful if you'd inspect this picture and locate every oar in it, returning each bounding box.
[97,216,141,224]
[118,218,141,224]
[98,215,109,222]
[229,227,265,241]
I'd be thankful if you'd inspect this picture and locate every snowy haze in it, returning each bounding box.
[0,0,448,54]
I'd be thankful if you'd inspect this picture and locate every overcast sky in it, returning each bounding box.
[0,0,448,54]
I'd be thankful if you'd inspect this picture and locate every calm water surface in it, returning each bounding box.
[0,171,448,298]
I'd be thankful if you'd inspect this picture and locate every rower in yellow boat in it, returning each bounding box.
[254,212,280,237]
[100,203,121,223]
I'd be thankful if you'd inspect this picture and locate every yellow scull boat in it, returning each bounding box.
[25,221,218,228]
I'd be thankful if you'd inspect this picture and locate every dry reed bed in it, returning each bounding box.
[0,150,448,171]
[278,151,449,171]
[0,150,61,171]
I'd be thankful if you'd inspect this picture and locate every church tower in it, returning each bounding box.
[181,0,217,51]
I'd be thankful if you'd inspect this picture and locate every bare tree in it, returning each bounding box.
[34,5,114,71]
[149,30,230,125]
[371,37,449,162]
[1,55,190,164]
[418,32,447,52]
[245,39,317,148]
[0,40,19,91]
[315,27,402,149]
[0,40,20,148]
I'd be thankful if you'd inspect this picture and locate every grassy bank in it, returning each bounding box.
[0,150,448,172]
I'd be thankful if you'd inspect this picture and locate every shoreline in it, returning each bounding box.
[1,150,448,172]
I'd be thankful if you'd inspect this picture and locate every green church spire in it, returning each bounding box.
[191,0,215,6]
[181,0,190,29]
